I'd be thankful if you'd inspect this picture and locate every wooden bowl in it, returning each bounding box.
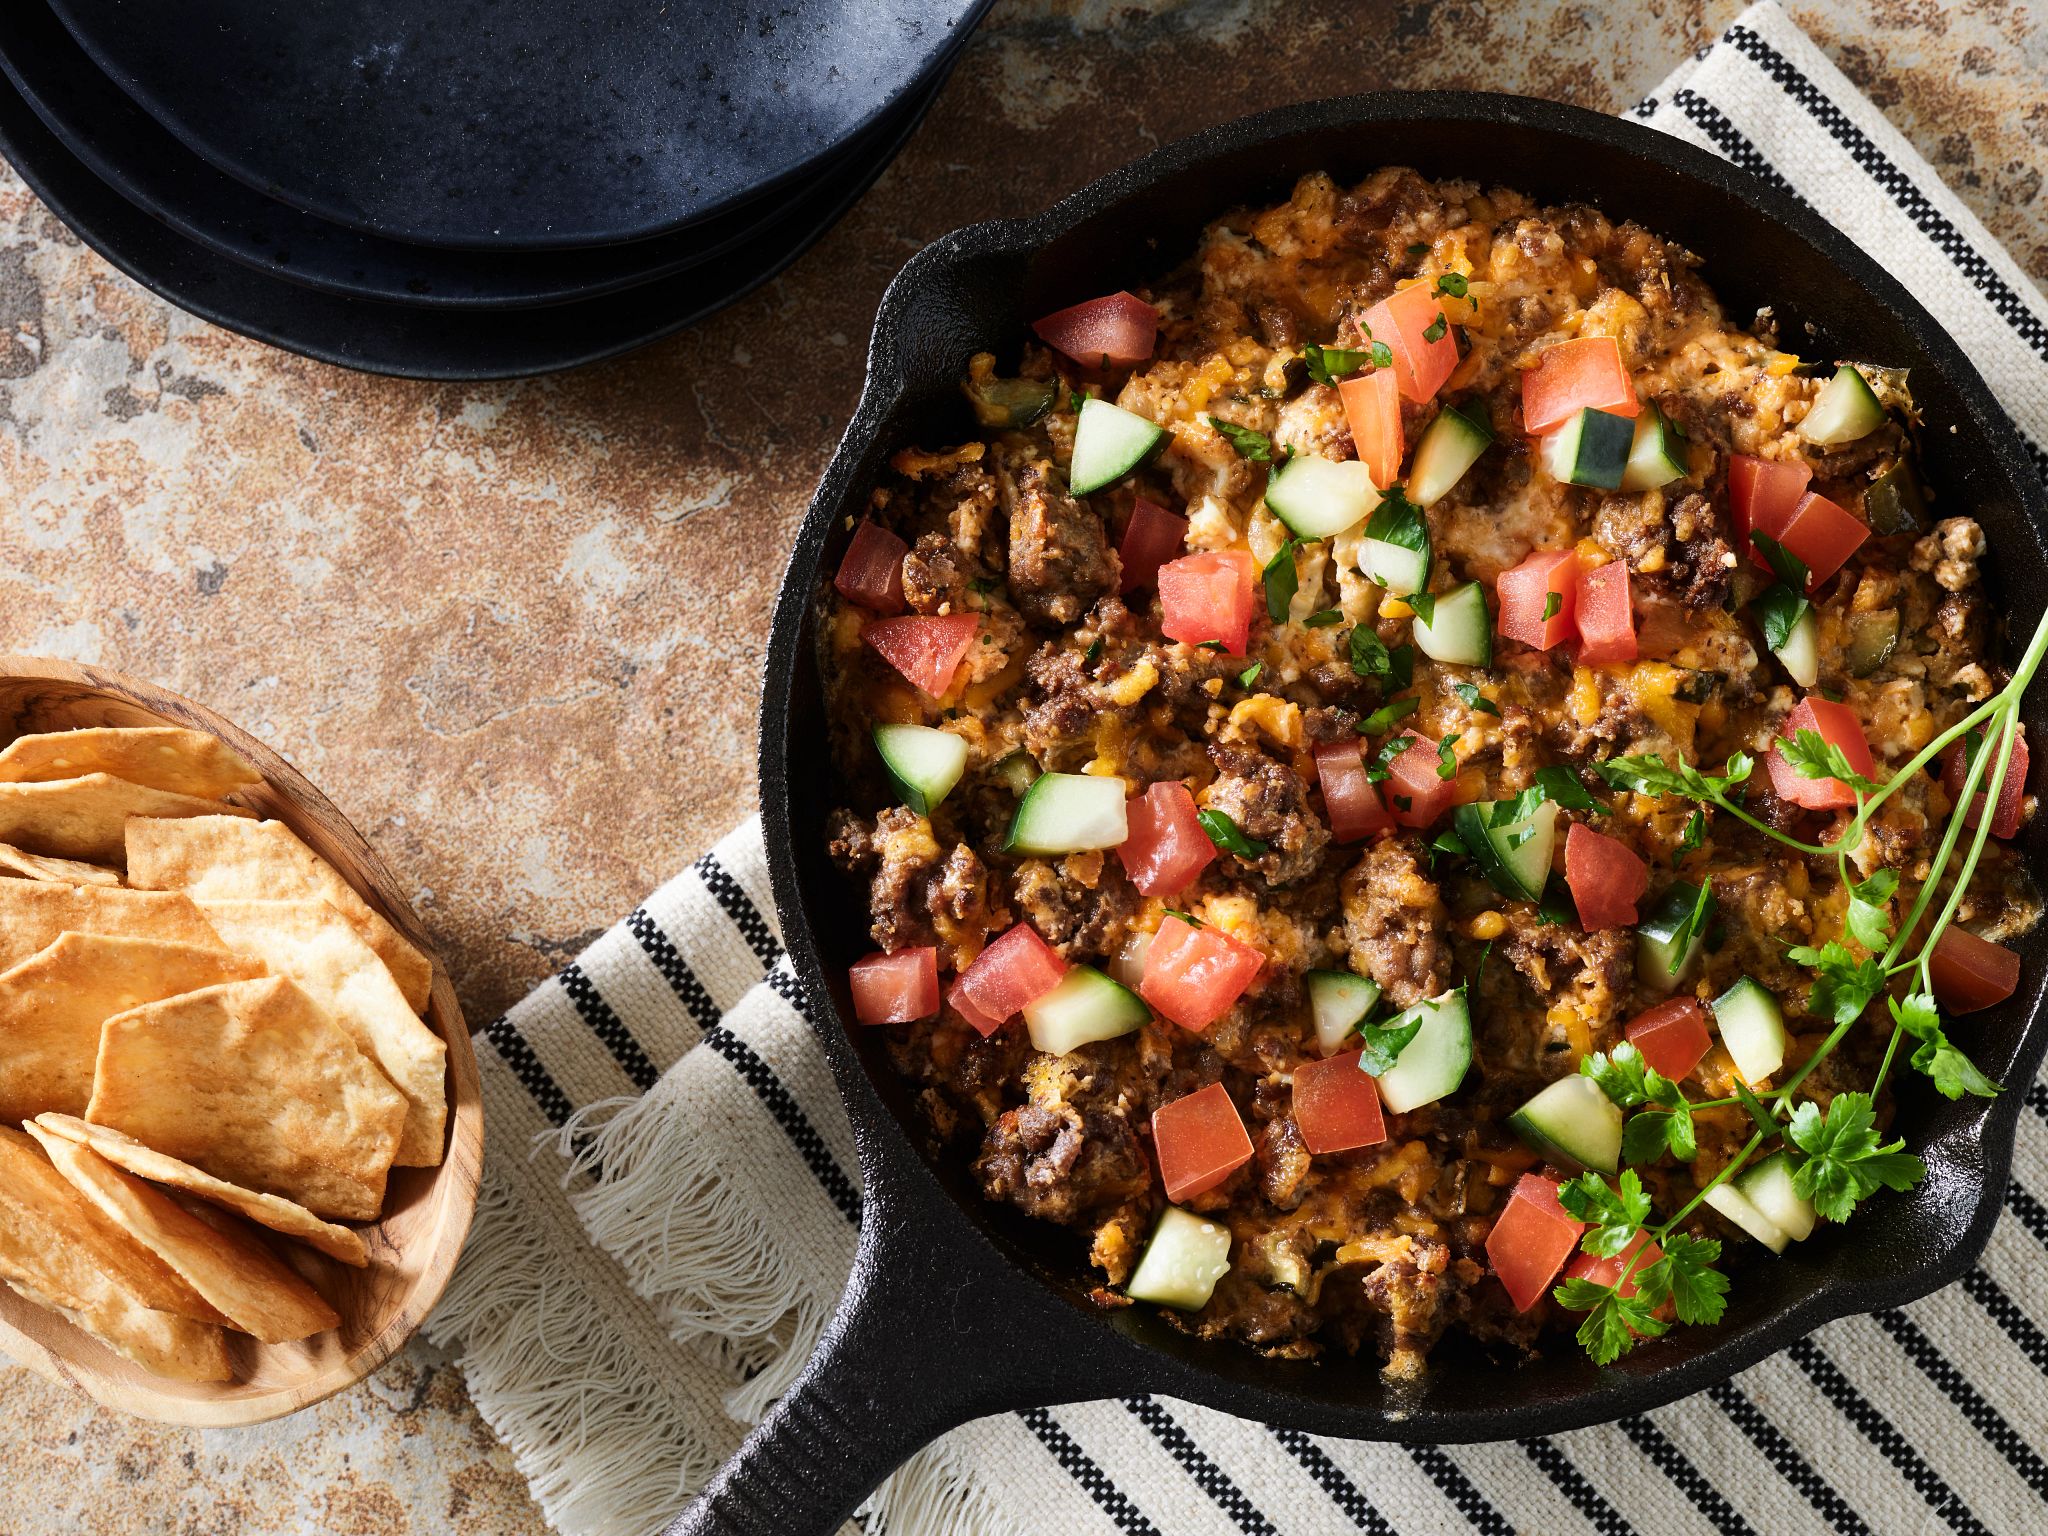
[0,656,483,1425]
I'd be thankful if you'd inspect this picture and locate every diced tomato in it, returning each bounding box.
[1292,1053,1387,1154]
[1563,1230,1663,1300]
[1314,739,1396,843]
[1361,283,1459,404]
[1565,823,1648,931]
[1486,1173,1586,1313]
[1749,490,1869,590]
[1030,290,1160,368]
[1728,454,1813,551]
[1765,696,1875,812]
[1140,914,1265,1031]
[1519,336,1640,436]
[1158,550,1259,655]
[1338,369,1402,487]
[1624,998,1713,1080]
[864,613,980,698]
[1928,926,2021,1015]
[1119,781,1218,897]
[1118,498,1190,594]
[1574,559,1637,666]
[832,520,909,615]
[1943,725,2029,840]
[848,948,938,1024]
[950,923,1068,1034]
[1152,1081,1254,1203]
[1496,548,1580,651]
[1383,732,1462,829]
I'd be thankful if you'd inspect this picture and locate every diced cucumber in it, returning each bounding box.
[1126,1206,1233,1310]
[1374,989,1473,1114]
[1453,797,1559,903]
[1109,929,1153,991]
[1712,976,1788,1085]
[1307,969,1382,1057]
[1771,604,1820,689]
[1863,460,1924,534]
[1023,965,1151,1055]
[1846,610,1899,678]
[1506,1075,1624,1174]
[1265,455,1381,539]
[1540,407,1635,490]
[1636,881,1712,991]
[1738,1152,1817,1241]
[1071,399,1166,495]
[1005,772,1129,854]
[1409,403,1493,508]
[1703,1182,1791,1253]
[1620,403,1688,492]
[1410,581,1492,666]
[872,724,968,816]
[1801,364,1885,447]
[1361,537,1430,596]
[995,750,1041,797]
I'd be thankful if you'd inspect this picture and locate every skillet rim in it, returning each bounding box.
[759,88,2048,1442]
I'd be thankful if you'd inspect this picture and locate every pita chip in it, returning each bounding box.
[0,775,253,864]
[0,1128,231,1382]
[27,1124,339,1343]
[85,976,406,1221]
[0,842,120,886]
[0,727,262,800]
[0,933,266,1122]
[0,881,225,971]
[196,899,446,1166]
[32,1116,366,1267]
[125,817,432,1013]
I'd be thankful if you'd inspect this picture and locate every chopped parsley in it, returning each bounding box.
[1421,310,1448,344]
[1303,343,1369,386]
[1197,808,1268,859]
[1263,540,1300,623]
[1237,661,1263,688]
[1207,416,1287,464]
[1452,681,1500,716]
[1435,272,1470,298]
[1541,590,1563,622]
[1303,608,1343,628]
[1358,695,1421,735]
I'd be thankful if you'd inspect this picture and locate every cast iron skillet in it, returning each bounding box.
[688,92,2048,1535]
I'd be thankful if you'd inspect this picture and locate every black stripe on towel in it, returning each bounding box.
[1125,1398,1277,1536]
[623,920,865,1226]
[1786,1337,1989,1536]
[1619,1414,1759,1536]
[482,1011,576,1127]
[1671,87,1799,200]
[1517,1439,1630,1535]
[1726,24,2048,365]
[556,961,660,1092]
[694,851,783,969]
[1705,1381,1863,1536]
[763,960,812,1019]
[1871,1307,2048,1499]
[2003,1180,2048,1248]
[1019,1407,1161,1536]
[624,909,724,1033]
[1960,1270,2048,1378]
[1407,1445,1513,1536]
[1266,1428,1394,1536]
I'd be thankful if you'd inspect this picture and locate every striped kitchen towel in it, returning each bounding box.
[423,6,2048,1533]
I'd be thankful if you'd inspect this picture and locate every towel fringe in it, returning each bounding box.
[862,1438,1031,1536]
[552,1083,841,1423]
[426,1163,723,1536]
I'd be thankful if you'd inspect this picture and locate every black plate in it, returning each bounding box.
[0,66,940,378]
[0,0,922,310]
[47,0,991,251]
[688,93,2048,1536]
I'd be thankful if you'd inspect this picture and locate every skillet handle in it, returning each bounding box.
[666,1194,1129,1536]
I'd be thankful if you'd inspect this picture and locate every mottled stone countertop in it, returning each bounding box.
[0,0,2042,1529]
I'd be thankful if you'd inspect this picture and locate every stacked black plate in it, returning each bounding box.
[0,1,990,378]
